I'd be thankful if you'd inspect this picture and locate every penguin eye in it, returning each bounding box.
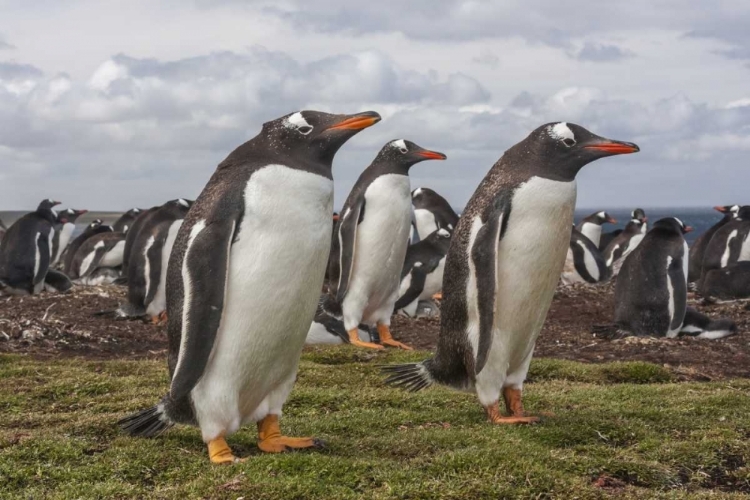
[399,147,408,154]
[297,125,313,135]
[562,138,576,147]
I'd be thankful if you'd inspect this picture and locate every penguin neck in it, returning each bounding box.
[367,160,411,177]
[221,137,334,179]
[37,209,56,223]
[505,140,583,182]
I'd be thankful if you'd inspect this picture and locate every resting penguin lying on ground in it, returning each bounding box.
[384,122,639,424]
[605,217,736,339]
[688,205,739,283]
[119,109,381,464]
[68,231,126,285]
[698,205,750,292]
[61,219,112,272]
[561,225,611,285]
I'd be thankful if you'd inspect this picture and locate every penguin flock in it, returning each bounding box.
[0,111,746,463]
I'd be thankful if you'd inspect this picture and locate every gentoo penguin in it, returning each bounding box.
[0,218,6,242]
[411,187,459,240]
[69,231,127,284]
[0,199,61,295]
[118,110,381,464]
[113,208,144,234]
[384,122,638,424]
[700,261,750,302]
[121,206,158,276]
[116,199,193,322]
[51,208,88,267]
[561,225,611,285]
[688,205,739,283]
[575,210,616,247]
[603,215,648,277]
[698,205,750,289]
[612,217,735,338]
[306,297,374,345]
[599,208,647,250]
[394,227,452,317]
[325,139,447,350]
[61,219,112,273]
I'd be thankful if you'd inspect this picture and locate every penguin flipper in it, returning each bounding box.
[169,218,236,402]
[394,268,427,312]
[78,244,110,279]
[332,196,365,303]
[667,257,688,332]
[143,232,167,307]
[34,229,52,286]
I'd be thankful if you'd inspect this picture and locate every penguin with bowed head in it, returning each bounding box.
[412,187,459,240]
[61,219,112,273]
[384,122,639,424]
[0,199,62,295]
[324,139,447,350]
[688,205,739,283]
[576,210,616,248]
[113,208,144,234]
[69,230,127,285]
[118,109,381,464]
[394,227,452,317]
[51,208,88,267]
[561,225,611,285]
[698,205,750,289]
[603,212,648,277]
[611,217,735,339]
[116,199,193,322]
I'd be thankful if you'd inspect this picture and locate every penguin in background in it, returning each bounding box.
[394,227,452,317]
[306,297,374,345]
[599,208,646,250]
[119,110,381,464]
[384,122,639,424]
[121,206,159,277]
[69,231,127,285]
[0,218,7,242]
[113,208,144,234]
[699,261,750,303]
[116,199,193,322]
[411,187,459,240]
[688,205,739,283]
[325,139,447,350]
[51,208,88,267]
[61,219,112,273]
[561,225,611,285]
[610,217,735,339]
[0,199,61,295]
[575,210,616,248]
[603,212,648,277]
[698,205,750,290]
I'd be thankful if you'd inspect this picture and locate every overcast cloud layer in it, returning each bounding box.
[1,0,749,210]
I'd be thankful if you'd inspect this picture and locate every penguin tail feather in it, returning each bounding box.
[118,400,174,438]
[382,360,434,392]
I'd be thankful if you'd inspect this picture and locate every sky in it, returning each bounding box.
[1,0,749,211]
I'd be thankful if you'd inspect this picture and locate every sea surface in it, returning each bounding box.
[0,207,727,245]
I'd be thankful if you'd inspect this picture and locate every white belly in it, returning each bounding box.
[54,223,75,264]
[146,220,183,317]
[421,256,445,299]
[344,174,412,324]
[579,222,602,247]
[414,208,438,239]
[191,165,333,432]
[100,240,125,267]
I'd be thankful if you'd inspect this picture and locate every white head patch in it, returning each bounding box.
[437,228,450,237]
[178,199,189,208]
[546,122,575,142]
[284,112,313,135]
[673,217,684,229]
[597,211,606,219]
[391,139,408,153]
[412,188,422,198]
[731,205,740,214]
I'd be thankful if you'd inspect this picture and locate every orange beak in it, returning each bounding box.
[714,206,728,213]
[327,111,381,131]
[584,142,640,154]
[418,150,447,160]
[684,226,694,233]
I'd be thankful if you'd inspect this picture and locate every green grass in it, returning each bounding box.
[1,349,749,499]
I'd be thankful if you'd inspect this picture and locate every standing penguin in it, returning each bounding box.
[113,208,144,234]
[411,187,459,240]
[688,205,739,283]
[613,217,735,338]
[0,199,61,295]
[599,208,646,250]
[603,215,648,276]
[384,122,638,424]
[51,208,88,267]
[325,139,447,350]
[118,110,381,464]
[561,225,611,285]
[575,210,616,247]
[116,199,193,321]
[394,227,452,317]
[61,219,112,273]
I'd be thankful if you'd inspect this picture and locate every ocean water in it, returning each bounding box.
[0,207,725,245]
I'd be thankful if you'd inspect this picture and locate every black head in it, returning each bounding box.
[126,208,143,217]
[653,217,693,235]
[585,210,617,225]
[372,140,447,172]
[164,198,193,210]
[57,208,88,224]
[715,205,740,219]
[736,206,750,221]
[631,208,647,223]
[259,110,381,166]
[37,198,61,212]
[522,122,639,181]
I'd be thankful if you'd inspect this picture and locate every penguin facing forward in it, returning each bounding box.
[61,219,112,273]
[113,208,144,234]
[698,205,750,289]
[384,122,639,424]
[688,205,739,283]
[119,110,381,464]
[0,199,61,295]
[613,217,735,338]
[561,225,611,285]
[325,139,447,350]
[575,210,616,247]
[603,214,648,277]
[394,227,452,317]
[116,199,193,322]
[51,208,88,267]
[411,187,459,240]
[69,231,127,285]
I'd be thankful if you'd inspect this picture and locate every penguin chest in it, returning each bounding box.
[55,223,75,263]
[491,178,576,360]
[422,256,446,298]
[414,208,438,239]
[195,165,333,416]
[349,174,412,311]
